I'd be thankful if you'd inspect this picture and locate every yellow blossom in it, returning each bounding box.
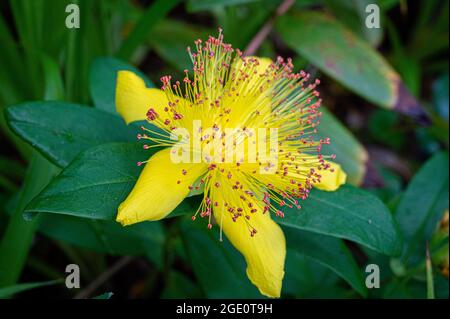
[115,31,346,298]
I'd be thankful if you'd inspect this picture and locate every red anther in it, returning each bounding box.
[146,108,158,121]
[191,216,196,221]
[137,161,142,166]
[173,113,183,120]
[143,145,149,149]
[207,223,212,229]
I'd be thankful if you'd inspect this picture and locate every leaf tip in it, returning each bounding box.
[393,81,431,125]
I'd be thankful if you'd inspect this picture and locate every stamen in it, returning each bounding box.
[137,30,331,235]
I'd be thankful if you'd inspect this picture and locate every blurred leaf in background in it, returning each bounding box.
[0,0,448,299]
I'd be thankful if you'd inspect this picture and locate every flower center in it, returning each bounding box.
[136,30,334,236]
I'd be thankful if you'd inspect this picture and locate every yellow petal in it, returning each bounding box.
[116,70,168,124]
[212,189,286,298]
[247,56,273,74]
[314,161,347,191]
[117,148,207,225]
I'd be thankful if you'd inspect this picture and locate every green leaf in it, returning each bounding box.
[161,271,203,298]
[117,0,181,60]
[64,0,110,103]
[25,143,198,221]
[283,249,352,298]
[214,1,275,50]
[324,0,383,47]
[276,11,428,122]
[368,109,405,149]
[24,143,154,220]
[147,20,212,71]
[187,0,260,12]
[0,279,62,298]
[395,152,449,265]
[277,184,403,256]
[38,214,164,266]
[0,13,29,104]
[432,73,449,120]
[0,152,59,287]
[0,155,25,182]
[92,292,114,299]
[283,227,367,297]
[319,108,367,185]
[6,101,136,167]
[180,218,263,298]
[40,54,65,101]
[89,57,154,114]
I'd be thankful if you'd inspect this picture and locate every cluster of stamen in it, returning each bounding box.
[137,29,335,237]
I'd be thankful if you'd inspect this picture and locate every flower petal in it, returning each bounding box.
[116,70,168,124]
[212,191,286,297]
[117,148,207,225]
[314,161,347,191]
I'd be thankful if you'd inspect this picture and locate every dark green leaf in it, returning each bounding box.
[25,143,197,221]
[161,271,203,298]
[283,227,367,296]
[368,109,405,149]
[277,184,403,256]
[187,0,260,12]
[117,0,181,60]
[92,292,114,299]
[147,20,212,71]
[24,143,154,220]
[276,11,428,122]
[40,54,64,101]
[432,73,449,120]
[39,214,164,266]
[89,57,154,114]
[283,249,352,298]
[395,152,449,265]
[324,0,383,47]
[319,108,367,185]
[180,219,263,298]
[0,153,59,287]
[6,101,136,167]
[0,279,62,298]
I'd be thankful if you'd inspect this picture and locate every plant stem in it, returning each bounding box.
[244,0,295,56]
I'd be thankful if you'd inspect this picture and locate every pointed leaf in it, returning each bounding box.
[276,11,429,122]
[89,57,154,114]
[277,185,403,256]
[6,102,136,167]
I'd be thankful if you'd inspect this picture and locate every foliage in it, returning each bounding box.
[0,0,448,299]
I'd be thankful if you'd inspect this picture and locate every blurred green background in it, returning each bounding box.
[0,0,448,299]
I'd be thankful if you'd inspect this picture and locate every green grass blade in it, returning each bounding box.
[0,279,62,298]
[0,153,59,287]
[117,0,181,60]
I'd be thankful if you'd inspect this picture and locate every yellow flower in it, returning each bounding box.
[115,31,346,298]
